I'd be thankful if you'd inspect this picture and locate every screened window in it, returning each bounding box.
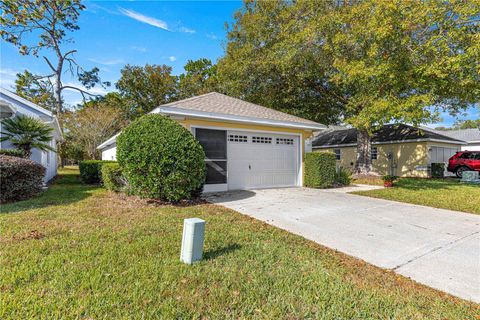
[195,128,227,184]
[334,149,341,160]
[371,147,378,160]
[195,128,226,159]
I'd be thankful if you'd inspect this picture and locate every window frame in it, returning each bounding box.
[334,148,341,160]
[371,147,378,160]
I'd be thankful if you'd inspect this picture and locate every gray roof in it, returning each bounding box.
[313,124,466,148]
[428,128,480,143]
[156,92,321,127]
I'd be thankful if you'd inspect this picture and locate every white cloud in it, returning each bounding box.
[130,46,147,53]
[88,58,125,66]
[206,33,218,40]
[168,56,177,62]
[119,8,169,31]
[0,68,19,88]
[179,26,196,34]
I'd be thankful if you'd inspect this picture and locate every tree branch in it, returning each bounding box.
[43,56,57,73]
[61,85,101,97]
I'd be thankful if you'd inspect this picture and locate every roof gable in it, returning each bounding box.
[154,92,323,128]
[0,88,52,118]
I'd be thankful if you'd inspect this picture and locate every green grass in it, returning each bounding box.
[352,178,480,215]
[1,167,478,318]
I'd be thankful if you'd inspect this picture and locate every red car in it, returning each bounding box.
[447,151,480,178]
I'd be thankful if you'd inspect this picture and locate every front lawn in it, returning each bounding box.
[352,178,480,215]
[0,168,478,318]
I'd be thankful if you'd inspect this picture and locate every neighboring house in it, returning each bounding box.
[98,92,325,192]
[312,124,466,177]
[428,128,480,151]
[0,88,63,182]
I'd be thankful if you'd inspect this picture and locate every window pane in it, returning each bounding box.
[195,128,226,159]
[334,149,341,160]
[205,161,227,184]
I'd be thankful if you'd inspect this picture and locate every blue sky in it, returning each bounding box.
[0,0,477,127]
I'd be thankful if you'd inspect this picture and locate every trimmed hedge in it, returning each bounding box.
[117,114,206,202]
[0,149,24,158]
[79,160,116,184]
[0,155,45,202]
[101,162,126,192]
[431,163,445,178]
[304,152,336,188]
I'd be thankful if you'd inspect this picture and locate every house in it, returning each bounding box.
[312,124,466,177]
[0,88,63,182]
[428,128,480,151]
[98,92,325,192]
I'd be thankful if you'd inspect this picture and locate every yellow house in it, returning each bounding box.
[98,92,325,192]
[312,124,466,177]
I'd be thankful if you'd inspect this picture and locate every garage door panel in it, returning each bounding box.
[227,131,299,190]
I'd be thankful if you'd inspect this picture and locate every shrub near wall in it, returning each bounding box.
[304,152,336,188]
[101,163,126,192]
[117,114,206,202]
[0,155,45,202]
[79,160,116,184]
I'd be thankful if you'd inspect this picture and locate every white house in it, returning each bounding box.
[0,88,63,182]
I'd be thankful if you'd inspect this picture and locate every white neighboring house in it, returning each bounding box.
[0,88,63,182]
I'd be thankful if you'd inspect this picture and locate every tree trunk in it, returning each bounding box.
[55,58,64,167]
[354,128,373,175]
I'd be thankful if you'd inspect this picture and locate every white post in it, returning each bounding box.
[180,218,205,264]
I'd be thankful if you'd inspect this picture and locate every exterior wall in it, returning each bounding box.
[315,141,431,177]
[0,92,58,183]
[462,144,480,151]
[102,143,117,160]
[178,118,312,183]
[100,117,314,184]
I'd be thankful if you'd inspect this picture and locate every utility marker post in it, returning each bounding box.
[180,218,205,264]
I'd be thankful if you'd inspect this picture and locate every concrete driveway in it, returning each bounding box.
[206,187,480,303]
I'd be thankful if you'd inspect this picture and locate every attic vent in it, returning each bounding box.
[252,136,272,144]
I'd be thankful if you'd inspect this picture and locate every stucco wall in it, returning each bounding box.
[315,142,431,177]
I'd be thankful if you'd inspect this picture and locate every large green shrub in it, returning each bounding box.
[101,163,126,192]
[0,149,24,158]
[0,155,45,202]
[304,152,336,188]
[117,114,206,202]
[430,163,445,178]
[79,160,116,184]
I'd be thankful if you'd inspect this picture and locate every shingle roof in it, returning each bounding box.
[312,124,466,148]
[156,92,321,127]
[427,128,480,143]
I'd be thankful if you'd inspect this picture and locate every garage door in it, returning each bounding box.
[227,131,299,190]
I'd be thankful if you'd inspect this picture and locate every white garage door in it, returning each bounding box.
[227,131,300,190]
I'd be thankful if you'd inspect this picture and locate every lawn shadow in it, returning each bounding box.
[204,243,242,260]
[1,170,98,214]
